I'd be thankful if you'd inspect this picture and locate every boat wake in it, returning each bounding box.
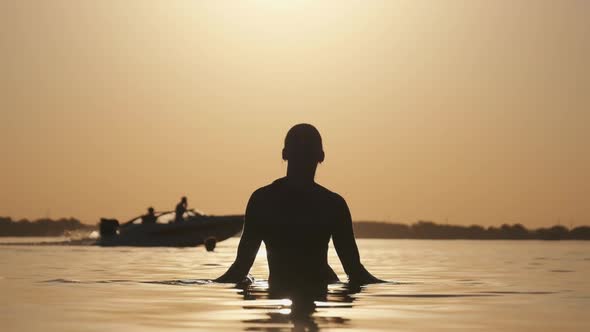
[0,238,97,246]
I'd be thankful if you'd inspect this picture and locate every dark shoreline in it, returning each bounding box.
[1,217,589,240]
[352,221,590,240]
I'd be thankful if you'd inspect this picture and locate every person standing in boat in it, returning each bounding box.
[175,196,188,222]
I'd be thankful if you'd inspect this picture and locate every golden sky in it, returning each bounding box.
[1,1,589,227]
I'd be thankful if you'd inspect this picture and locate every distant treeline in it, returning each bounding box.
[353,221,590,240]
[0,217,94,237]
[2,216,589,240]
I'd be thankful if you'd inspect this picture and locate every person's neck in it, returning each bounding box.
[285,162,317,187]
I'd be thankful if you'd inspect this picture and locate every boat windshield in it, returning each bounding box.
[126,209,205,225]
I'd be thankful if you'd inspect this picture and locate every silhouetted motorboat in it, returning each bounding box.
[97,211,243,247]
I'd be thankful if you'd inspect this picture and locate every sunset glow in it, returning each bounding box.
[2,1,589,227]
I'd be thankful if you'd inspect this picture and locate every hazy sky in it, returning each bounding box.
[1,1,589,227]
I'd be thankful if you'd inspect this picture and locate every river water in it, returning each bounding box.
[1,238,588,331]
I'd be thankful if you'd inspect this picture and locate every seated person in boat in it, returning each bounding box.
[141,207,157,224]
[216,124,382,295]
[175,196,188,222]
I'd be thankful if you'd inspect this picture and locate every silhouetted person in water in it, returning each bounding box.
[141,207,157,224]
[175,197,188,222]
[216,124,382,298]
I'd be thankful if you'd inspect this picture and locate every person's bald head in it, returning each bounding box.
[282,124,325,164]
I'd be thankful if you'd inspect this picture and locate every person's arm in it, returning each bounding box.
[332,196,383,285]
[215,193,262,283]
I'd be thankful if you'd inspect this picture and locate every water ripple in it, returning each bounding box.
[372,293,498,298]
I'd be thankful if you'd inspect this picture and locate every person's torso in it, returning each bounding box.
[175,203,186,217]
[253,178,340,286]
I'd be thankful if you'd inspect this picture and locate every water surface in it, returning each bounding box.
[1,239,588,331]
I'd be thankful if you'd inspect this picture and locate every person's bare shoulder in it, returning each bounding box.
[313,183,347,208]
[250,178,284,202]
[249,185,271,205]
